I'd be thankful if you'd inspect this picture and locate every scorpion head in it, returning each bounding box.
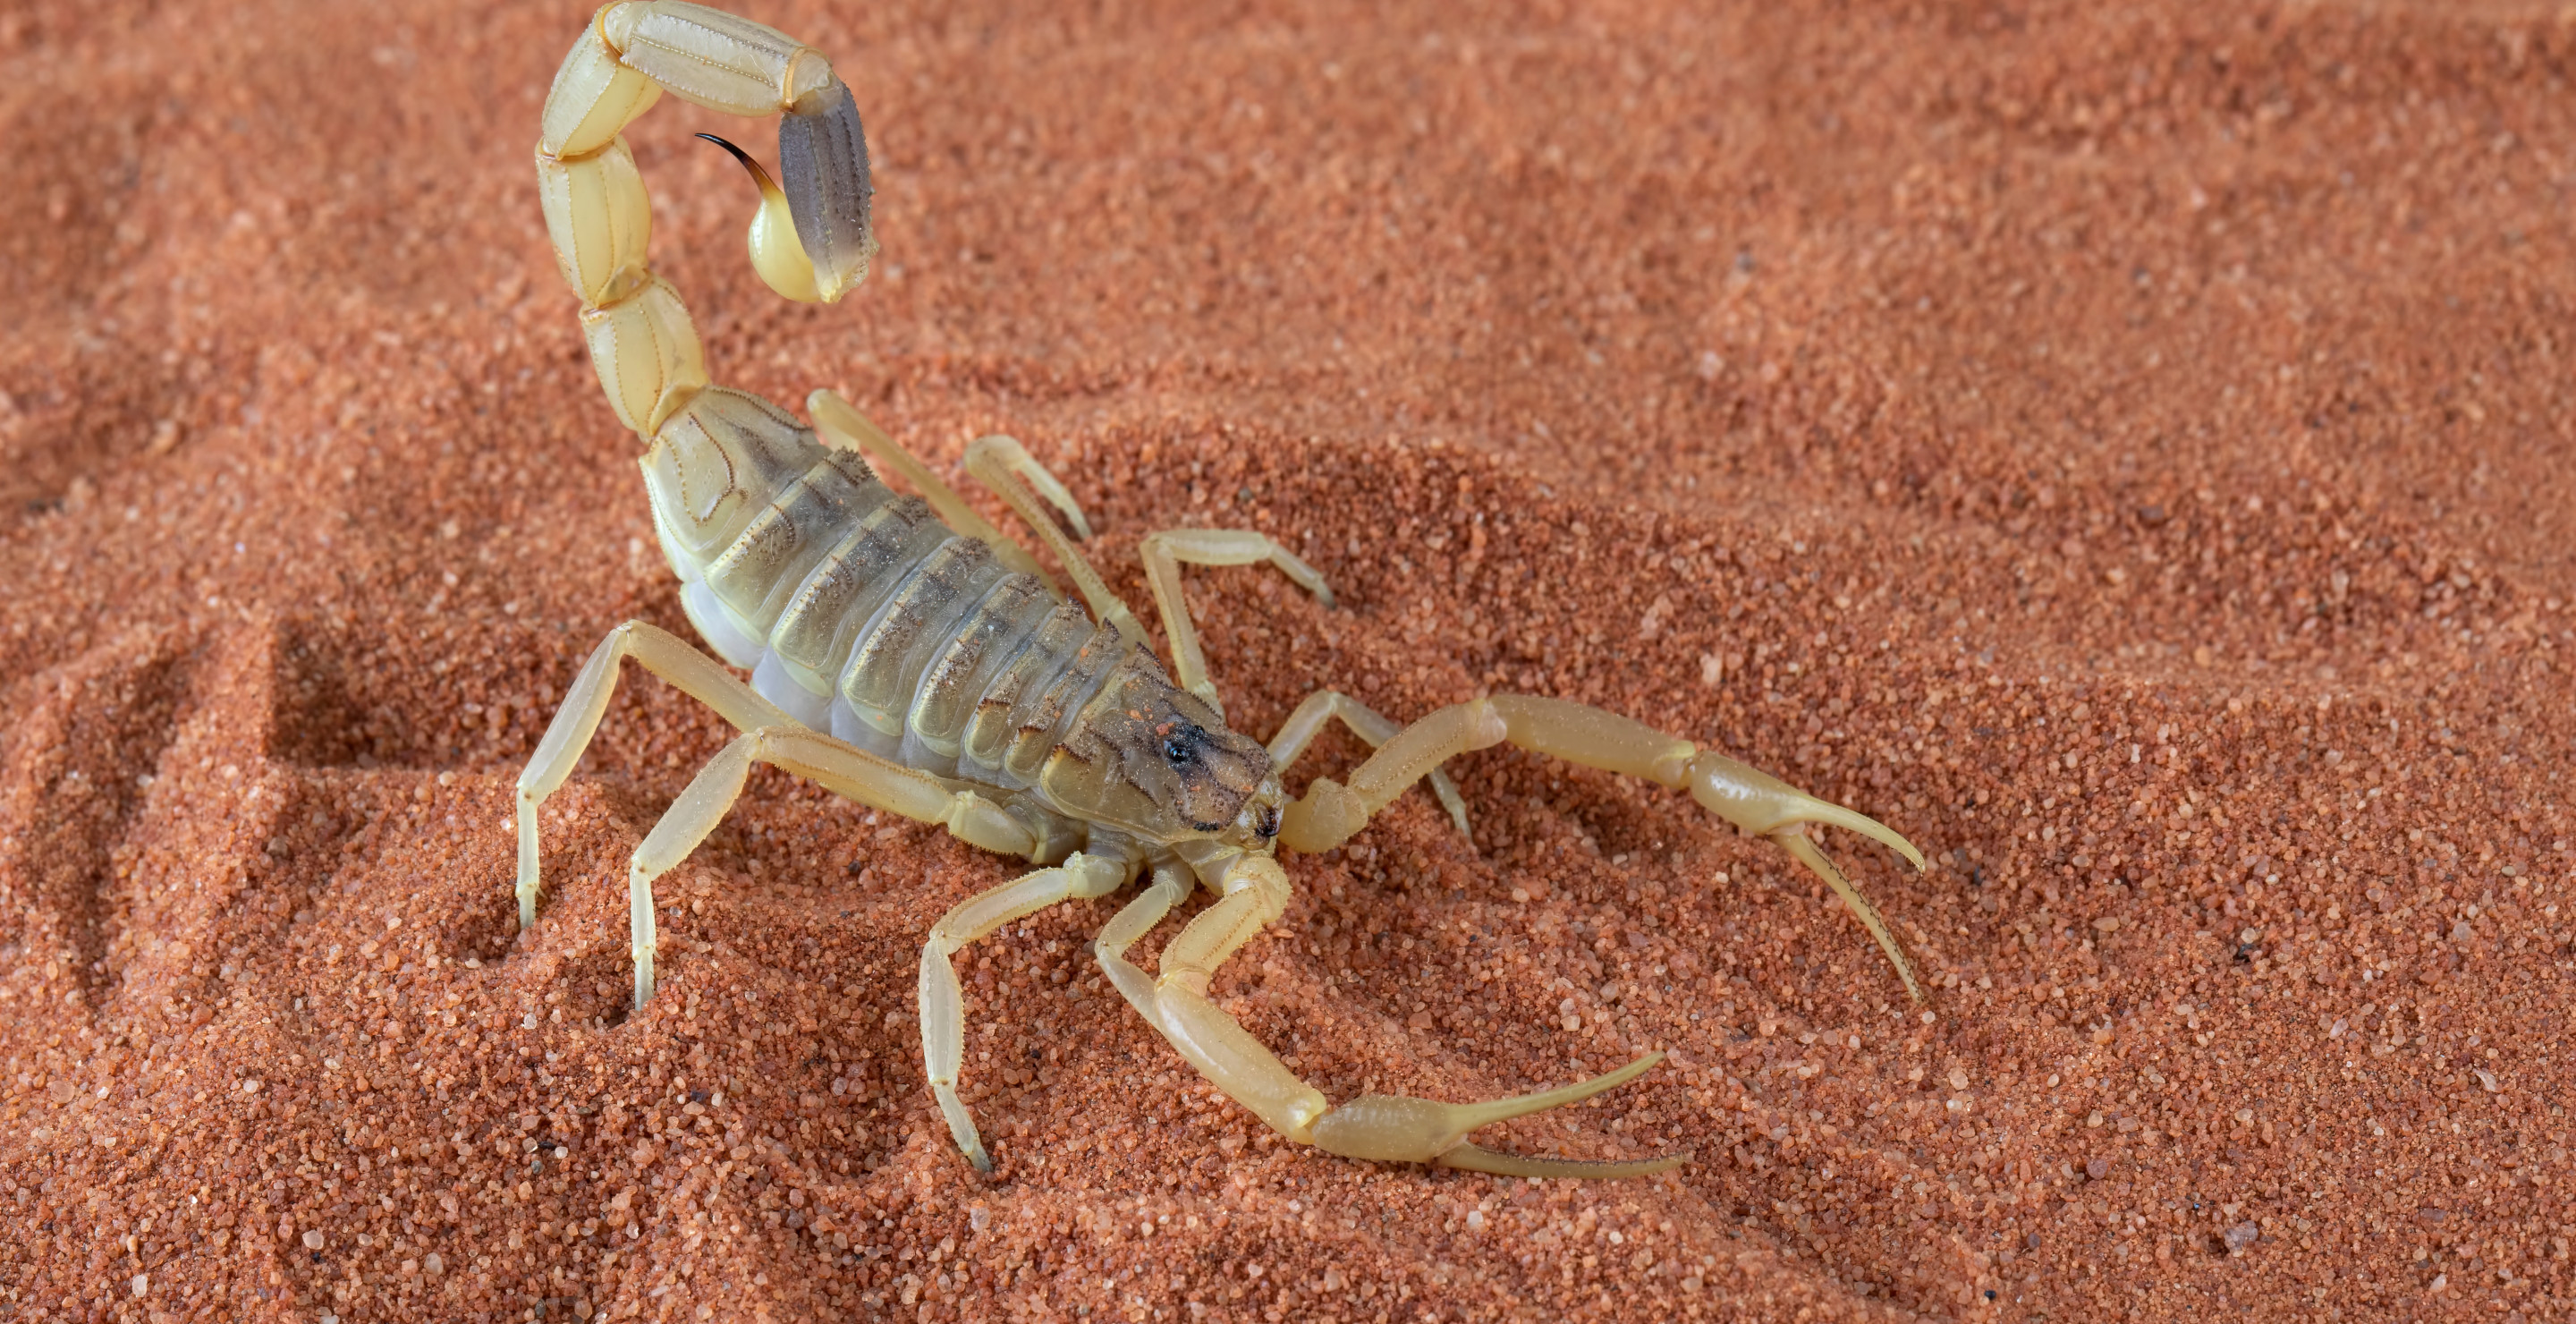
[1221,775,1289,857]
[1044,650,1275,845]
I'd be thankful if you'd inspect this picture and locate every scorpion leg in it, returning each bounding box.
[1137,529,1329,717]
[920,850,1134,1172]
[1278,695,1931,1004]
[517,622,1041,1006]
[1267,690,1470,841]
[517,622,789,935]
[966,433,1095,540]
[1092,862,1195,1023]
[962,434,1150,648]
[1118,856,1683,1176]
[806,390,1056,587]
[1129,535,1470,834]
[625,723,1038,1008]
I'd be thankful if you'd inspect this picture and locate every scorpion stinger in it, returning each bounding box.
[519,1,1932,1183]
[697,133,821,304]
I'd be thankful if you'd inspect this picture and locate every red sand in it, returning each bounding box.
[3,0,2573,1320]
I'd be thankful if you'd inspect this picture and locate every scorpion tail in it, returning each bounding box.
[778,77,878,302]
[699,134,820,304]
[540,1,883,436]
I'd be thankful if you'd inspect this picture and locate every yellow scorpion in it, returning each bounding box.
[521,0,1928,1179]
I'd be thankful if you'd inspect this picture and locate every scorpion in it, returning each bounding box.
[520,0,1930,1181]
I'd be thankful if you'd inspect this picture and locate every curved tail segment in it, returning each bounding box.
[536,2,877,437]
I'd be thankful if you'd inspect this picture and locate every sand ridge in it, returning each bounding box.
[1,0,2573,1320]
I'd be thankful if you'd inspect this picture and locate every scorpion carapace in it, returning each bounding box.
[520,1,1932,1182]
[1049,652,1276,841]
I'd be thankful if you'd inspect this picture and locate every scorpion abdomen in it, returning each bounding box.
[640,385,1147,796]
[956,604,1100,785]
[1000,623,1132,787]
[904,573,1056,764]
[641,387,827,566]
[701,451,887,638]
[839,538,1007,733]
[766,493,947,692]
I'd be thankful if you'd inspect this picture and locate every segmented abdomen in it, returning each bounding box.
[639,387,1123,782]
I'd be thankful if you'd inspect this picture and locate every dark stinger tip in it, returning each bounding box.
[695,132,776,190]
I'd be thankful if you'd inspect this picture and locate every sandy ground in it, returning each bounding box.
[3,0,2574,1320]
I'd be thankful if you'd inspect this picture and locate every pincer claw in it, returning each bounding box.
[1309,1051,1685,1177]
[1686,749,1930,1004]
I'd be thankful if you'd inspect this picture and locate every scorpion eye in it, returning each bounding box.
[1255,805,1280,839]
[1162,727,1199,766]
